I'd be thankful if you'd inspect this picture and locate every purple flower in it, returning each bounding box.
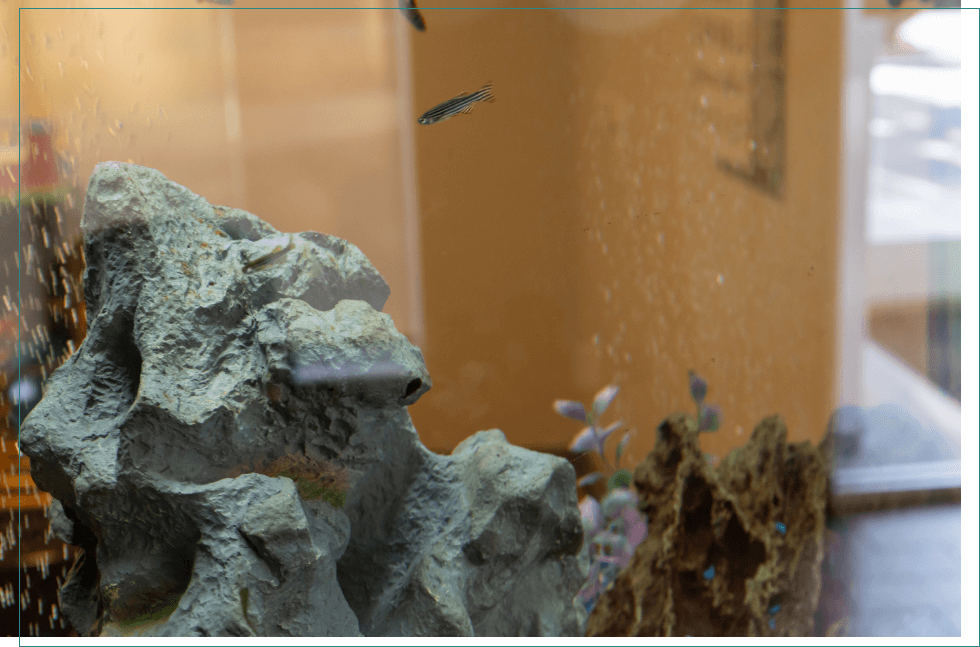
[600,487,639,520]
[591,385,619,418]
[553,399,587,422]
[568,419,622,456]
[619,504,648,548]
[577,561,605,604]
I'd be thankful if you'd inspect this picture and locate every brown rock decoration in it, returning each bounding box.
[585,413,828,637]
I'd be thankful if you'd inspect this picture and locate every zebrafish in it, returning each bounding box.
[417,82,495,125]
[243,235,295,272]
[399,0,426,32]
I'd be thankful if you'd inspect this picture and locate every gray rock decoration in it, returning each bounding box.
[21,162,587,637]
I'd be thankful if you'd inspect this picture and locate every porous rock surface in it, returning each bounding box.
[21,162,587,637]
[586,413,828,637]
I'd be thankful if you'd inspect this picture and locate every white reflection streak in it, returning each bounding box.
[218,11,247,208]
[291,360,404,385]
[394,7,425,351]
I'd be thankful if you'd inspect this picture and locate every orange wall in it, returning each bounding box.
[408,4,842,467]
[6,3,843,472]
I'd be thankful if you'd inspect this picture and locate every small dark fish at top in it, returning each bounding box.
[399,0,426,32]
[418,82,495,125]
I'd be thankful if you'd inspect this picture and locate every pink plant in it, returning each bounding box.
[557,372,722,615]
[554,384,646,614]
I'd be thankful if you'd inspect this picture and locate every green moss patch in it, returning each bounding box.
[228,452,350,509]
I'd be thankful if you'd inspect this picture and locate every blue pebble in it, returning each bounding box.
[768,604,781,614]
[768,619,776,630]
[775,522,786,535]
[703,565,715,580]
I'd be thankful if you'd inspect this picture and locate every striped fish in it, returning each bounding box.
[399,0,426,32]
[417,82,495,125]
[243,235,295,272]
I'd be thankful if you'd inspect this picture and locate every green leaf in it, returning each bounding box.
[569,426,601,454]
[607,469,632,491]
[554,399,587,422]
[578,472,605,487]
[592,385,619,418]
[614,431,631,468]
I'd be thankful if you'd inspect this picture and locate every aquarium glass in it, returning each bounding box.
[0,1,968,638]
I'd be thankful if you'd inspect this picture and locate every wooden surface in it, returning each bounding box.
[1,451,51,513]
[868,300,929,377]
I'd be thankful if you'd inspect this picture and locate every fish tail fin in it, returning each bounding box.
[479,82,495,103]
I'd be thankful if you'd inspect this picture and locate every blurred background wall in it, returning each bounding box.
[408,2,841,463]
[3,0,848,467]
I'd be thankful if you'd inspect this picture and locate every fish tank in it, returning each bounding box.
[0,0,969,639]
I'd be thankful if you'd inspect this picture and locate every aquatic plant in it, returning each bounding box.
[556,372,723,615]
[688,369,722,433]
[554,385,647,614]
